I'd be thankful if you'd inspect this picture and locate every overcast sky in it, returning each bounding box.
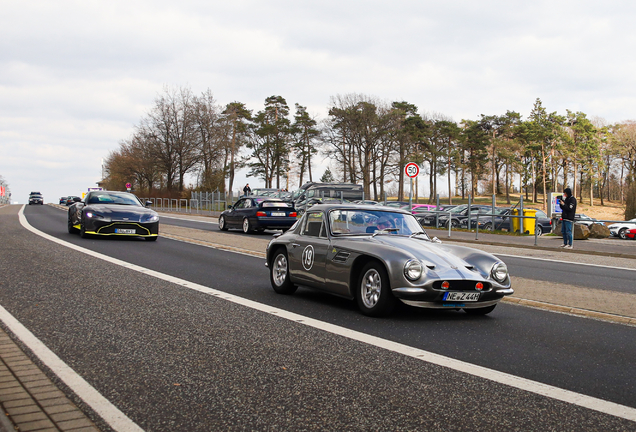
[2,1,636,203]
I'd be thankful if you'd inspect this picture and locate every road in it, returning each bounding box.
[1,204,634,431]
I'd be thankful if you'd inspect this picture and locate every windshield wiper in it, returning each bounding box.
[372,228,399,237]
[409,231,429,239]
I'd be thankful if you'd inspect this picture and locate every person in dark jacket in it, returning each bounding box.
[559,187,577,249]
[243,183,251,196]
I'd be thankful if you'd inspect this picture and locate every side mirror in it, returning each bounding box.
[145,201,153,207]
[431,237,442,243]
[227,204,233,210]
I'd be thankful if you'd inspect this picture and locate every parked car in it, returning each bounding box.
[414,205,458,226]
[625,228,636,240]
[59,196,69,205]
[437,205,492,228]
[294,183,363,214]
[574,213,603,227]
[608,218,636,239]
[68,190,159,240]
[461,208,552,234]
[353,200,379,205]
[28,193,43,205]
[266,203,513,317]
[219,197,297,233]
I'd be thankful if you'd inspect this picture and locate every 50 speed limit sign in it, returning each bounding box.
[405,162,420,178]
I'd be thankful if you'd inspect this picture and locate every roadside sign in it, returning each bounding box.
[125,182,132,191]
[405,162,420,178]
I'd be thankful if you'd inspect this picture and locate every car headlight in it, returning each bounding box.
[144,214,159,222]
[404,259,423,281]
[491,262,508,283]
[85,212,103,219]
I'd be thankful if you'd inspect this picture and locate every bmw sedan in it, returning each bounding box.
[219,197,297,233]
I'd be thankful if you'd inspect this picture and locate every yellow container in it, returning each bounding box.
[511,209,537,234]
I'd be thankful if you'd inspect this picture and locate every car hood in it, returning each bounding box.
[86,204,157,221]
[337,235,500,281]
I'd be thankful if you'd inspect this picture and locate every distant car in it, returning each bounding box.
[383,201,409,208]
[65,196,81,206]
[354,200,379,205]
[411,204,437,212]
[68,191,159,240]
[219,197,297,233]
[608,218,636,239]
[28,193,43,205]
[266,204,513,317]
[414,205,458,226]
[437,205,492,228]
[625,228,636,240]
[59,196,69,205]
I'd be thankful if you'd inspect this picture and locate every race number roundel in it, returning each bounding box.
[405,162,420,178]
[302,245,314,271]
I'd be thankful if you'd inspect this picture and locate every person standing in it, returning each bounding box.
[559,187,577,249]
[243,183,251,196]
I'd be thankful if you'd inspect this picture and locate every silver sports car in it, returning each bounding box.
[266,204,513,317]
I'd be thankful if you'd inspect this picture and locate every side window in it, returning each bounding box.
[302,212,324,237]
[234,200,245,209]
[244,199,252,208]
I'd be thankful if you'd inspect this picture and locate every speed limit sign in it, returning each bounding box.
[405,162,420,178]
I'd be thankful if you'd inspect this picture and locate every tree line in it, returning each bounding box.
[104,86,636,217]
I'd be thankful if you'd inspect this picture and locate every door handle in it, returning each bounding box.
[291,243,300,248]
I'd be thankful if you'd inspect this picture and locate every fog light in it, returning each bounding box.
[441,281,450,289]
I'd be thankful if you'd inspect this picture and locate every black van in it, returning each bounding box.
[293,183,364,214]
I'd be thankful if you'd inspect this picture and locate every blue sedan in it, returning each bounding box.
[218,197,298,233]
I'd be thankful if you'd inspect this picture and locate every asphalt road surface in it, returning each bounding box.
[1,204,634,431]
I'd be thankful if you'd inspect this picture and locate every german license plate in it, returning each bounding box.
[271,212,286,217]
[443,292,480,302]
[115,228,136,234]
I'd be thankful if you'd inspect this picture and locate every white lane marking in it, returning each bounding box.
[159,214,218,224]
[18,206,636,423]
[10,206,144,432]
[494,253,636,272]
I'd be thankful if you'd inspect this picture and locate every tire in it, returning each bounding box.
[356,261,396,317]
[483,222,492,231]
[80,221,89,238]
[619,228,627,240]
[269,249,297,294]
[67,215,78,234]
[218,215,228,231]
[242,217,253,234]
[464,304,497,315]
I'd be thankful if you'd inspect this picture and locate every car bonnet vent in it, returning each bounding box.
[333,251,350,263]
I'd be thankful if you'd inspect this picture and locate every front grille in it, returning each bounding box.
[96,223,150,235]
[432,280,491,291]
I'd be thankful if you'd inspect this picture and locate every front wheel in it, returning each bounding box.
[357,262,395,317]
[464,304,497,315]
[219,215,228,231]
[483,222,492,231]
[619,228,627,239]
[270,250,297,294]
[67,215,78,234]
[80,221,89,239]
[242,217,253,234]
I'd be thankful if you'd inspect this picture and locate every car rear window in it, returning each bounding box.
[262,201,290,208]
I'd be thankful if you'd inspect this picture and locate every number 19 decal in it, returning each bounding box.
[302,245,314,270]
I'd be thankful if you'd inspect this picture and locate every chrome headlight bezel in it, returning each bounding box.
[491,262,508,283]
[404,259,423,281]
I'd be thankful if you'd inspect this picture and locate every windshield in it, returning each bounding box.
[87,192,142,206]
[449,205,467,214]
[328,209,427,237]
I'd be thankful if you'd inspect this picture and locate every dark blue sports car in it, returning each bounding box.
[68,191,159,241]
[219,197,297,233]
